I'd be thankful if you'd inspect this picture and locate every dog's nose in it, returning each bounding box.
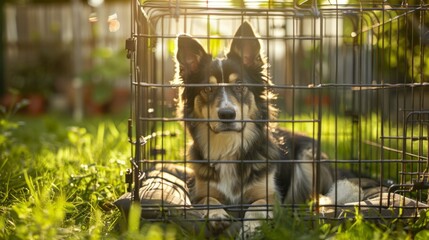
[218,107,236,121]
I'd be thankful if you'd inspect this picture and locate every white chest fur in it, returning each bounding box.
[202,132,243,160]
[211,163,243,204]
[194,125,259,203]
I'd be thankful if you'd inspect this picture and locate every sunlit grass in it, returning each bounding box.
[0,114,129,239]
[1,108,428,239]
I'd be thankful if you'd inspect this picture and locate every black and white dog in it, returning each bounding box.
[173,21,360,236]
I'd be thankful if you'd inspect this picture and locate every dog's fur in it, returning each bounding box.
[173,22,344,235]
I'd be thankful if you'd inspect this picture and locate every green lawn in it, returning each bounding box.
[1,109,429,239]
[0,113,129,239]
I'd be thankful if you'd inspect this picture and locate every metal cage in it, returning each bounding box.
[122,0,429,236]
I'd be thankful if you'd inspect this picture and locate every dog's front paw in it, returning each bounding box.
[206,209,232,232]
[237,209,272,239]
[237,220,261,240]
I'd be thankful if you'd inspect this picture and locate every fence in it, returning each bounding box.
[4,1,131,115]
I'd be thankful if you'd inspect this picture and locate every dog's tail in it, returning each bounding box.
[320,179,363,205]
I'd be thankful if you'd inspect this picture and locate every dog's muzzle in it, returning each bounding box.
[210,107,245,133]
[218,107,236,123]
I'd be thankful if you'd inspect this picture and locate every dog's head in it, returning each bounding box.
[174,21,277,134]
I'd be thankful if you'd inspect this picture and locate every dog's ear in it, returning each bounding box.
[227,21,263,67]
[176,34,208,74]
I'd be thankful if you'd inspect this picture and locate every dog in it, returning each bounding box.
[172,21,358,237]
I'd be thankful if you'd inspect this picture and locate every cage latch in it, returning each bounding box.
[125,37,136,59]
[410,175,429,192]
[387,174,429,206]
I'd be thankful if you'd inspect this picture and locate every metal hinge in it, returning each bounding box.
[125,168,133,192]
[125,37,136,59]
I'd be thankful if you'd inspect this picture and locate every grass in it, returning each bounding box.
[0,112,129,239]
[1,103,429,239]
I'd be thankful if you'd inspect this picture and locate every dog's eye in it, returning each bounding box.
[234,82,246,92]
[203,86,213,93]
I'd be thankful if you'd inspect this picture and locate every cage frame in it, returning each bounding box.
[121,0,429,234]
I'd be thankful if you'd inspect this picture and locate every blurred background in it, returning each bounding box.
[1,0,130,120]
[1,0,428,121]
